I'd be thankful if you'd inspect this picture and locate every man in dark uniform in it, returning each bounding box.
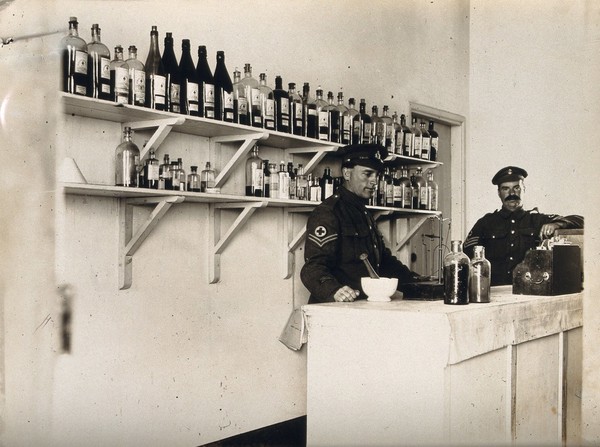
[300,144,421,304]
[463,166,583,286]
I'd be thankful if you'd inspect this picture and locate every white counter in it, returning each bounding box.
[303,286,583,446]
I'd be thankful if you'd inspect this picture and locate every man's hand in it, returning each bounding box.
[539,222,562,239]
[333,286,360,302]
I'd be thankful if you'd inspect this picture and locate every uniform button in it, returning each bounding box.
[511,230,515,234]
[511,243,514,247]
[511,219,515,223]
[509,256,513,260]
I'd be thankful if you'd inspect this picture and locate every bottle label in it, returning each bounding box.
[148,164,159,181]
[252,166,263,191]
[74,50,88,75]
[413,136,421,157]
[363,123,372,143]
[171,83,181,112]
[279,173,289,199]
[395,130,404,153]
[250,88,260,107]
[131,69,146,104]
[308,108,317,116]
[223,91,234,109]
[431,136,439,151]
[187,81,199,102]
[429,188,438,210]
[115,67,128,94]
[403,185,412,207]
[324,183,334,199]
[421,137,430,159]
[204,83,215,106]
[264,99,275,119]
[100,56,110,80]
[419,186,427,207]
[237,97,248,115]
[393,184,402,202]
[280,99,289,115]
[385,183,394,205]
[151,74,166,104]
[318,110,328,128]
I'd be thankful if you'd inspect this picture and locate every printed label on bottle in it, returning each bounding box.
[429,188,438,210]
[187,81,199,102]
[252,167,263,191]
[419,187,428,207]
[403,186,412,207]
[115,67,128,94]
[413,136,421,157]
[171,83,181,111]
[318,110,328,128]
[280,99,290,114]
[308,107,317,116]
[152,74,166,104]
[324,183,334,199]
[148,164,160,181]
[238,97,248,115]
[250,88,260,107]
[264,99,275,119]
[395,131,404,153]
[363,123,372,143]
[74,50,88,75]
[293,103,303,121]
[223,91,234,109]
[421,138,430,159]
[204,83,215,106]
[132,69,145,104]
[100,56,110,79]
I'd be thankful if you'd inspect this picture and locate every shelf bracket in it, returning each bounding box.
[119,195,184,290]
[123,117,185,160]
[283,207,315,279]
[209,201,268,284]
[392,216,430,252]
[286,146,337,174]
[210,132,269,188]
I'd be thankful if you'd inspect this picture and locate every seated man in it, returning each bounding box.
[463,166,583,286]
[300,143,421,304]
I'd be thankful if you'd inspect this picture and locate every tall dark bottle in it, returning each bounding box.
[144,26,166,111]
[179,39,199,116]
[303,83,317,138]
[288,82,303,136]
[60,17,88,96]
[161,32,181,114]
[86,24,111,100]
[273,76,290,133]
[213,51,234,122]
[352,99,372,144]
[428,120,438,162]
[196,46,215,119]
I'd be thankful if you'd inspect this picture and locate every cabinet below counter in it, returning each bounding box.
[303,287,582,446]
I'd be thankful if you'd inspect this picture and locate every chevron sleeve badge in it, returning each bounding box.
[307,225,338,248]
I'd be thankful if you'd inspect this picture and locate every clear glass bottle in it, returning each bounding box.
[353,99,372,144]
[144,26,166,110]
[411,117,422,158]
[269,162,279,198]
[161,32,181,113]
[371,105,382,145]
[241,64,262,128]
[443,240,470,305]
[426,169,439,211]
[61,17,88,95]
[273,76,290,133]
[258,73,276,130]
[342,97,358,145]
[232,68,248,125]
[335,92,348,144]
[196,45,215,119]
[187,165,201,192]
[201,161,216,192]
[213,51,234,122]
[381,106,394,153]
[323,91,340,142]
[428,120,439,162]
[86,23,111,100]
[320,167,334,201]
[176,158,186,191]
[115,127,140,187]
[399,166,412,208]
[411,166,427,210]
[158,153,171,190]
[278,162,290,199]
[246,145,264,197]
[287,162,296,200]
[288,82,304,136]
[125,45,146,106]
[303,82,317,138]
[262,160,271,197]
[419,121,431,160]
[179,39,199,116]
[309,174,321,202]
[109,45,129,104]
[469,246,491,303]
[315,87,329,141]
[296,164,308,200]
[170,161,180,190]
[144,149,160,189]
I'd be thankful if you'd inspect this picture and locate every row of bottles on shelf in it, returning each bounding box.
[60,18,439,161]
[245,146,439,209]
[443,241,491,305]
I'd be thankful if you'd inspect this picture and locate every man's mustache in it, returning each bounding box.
[504,194,521,201]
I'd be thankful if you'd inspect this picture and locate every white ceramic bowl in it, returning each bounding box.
[361,277,398,302]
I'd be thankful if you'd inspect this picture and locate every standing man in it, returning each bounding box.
[463,166,583,285]
[300,144,422,304]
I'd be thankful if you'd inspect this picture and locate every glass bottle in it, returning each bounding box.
[419,121,431,160]
[245,145,264,197]
[196,45,215,119]
[125,45,146,106]
[187,165,201,192]
[381,106,394,153]
[269,162,279,198]
[342,97,358,145]
[273,76,290,133]
[278,162,290,199]
[177,158,186,191]
[86,23,111,100]
[371,105,382,145]
[288,82,304,136]
[296,164,308,200]
[162,32,181,114]
[287,162,296,200]
[170,161,181,190]
[241,64,262,128]
[392,168,402,208]
[320,167,334,201]
[353,99,372,144]
[428,120,439,162]
[315,88,329,141]
[109,45,129,104]
[213,51,234,122]
[323,91,340,142]
[179,39,199,116]
[115,127,140,187]
[262,160,271,197]
[335,92,348,144]
[232,68,248,125]
[201,161,216,192]
[258,73,276,130]
[302,82,317,138]
[410,167,426,209]
[469,246,491,303]
[144,149,160,189]
[377,169,386,206]
[61,17,88,95]
[144,26,166,111]
[426,169,439,211]
[399,114,412,157]
[385,168,394,207]
[159,154,171,190]
[399,166,412,209]
[444,240,470,305]
[411,117,422,158]
[309,174,321,202]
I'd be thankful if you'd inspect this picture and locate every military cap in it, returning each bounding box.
[339,143,388,171]
[491,166,528,185]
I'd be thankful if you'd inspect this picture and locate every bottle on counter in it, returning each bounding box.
[273,76,290,133]
[61,17,88,96]
[469,245,491,303]
[302,83,317,139]
[241,64,262,128]
[428,120,439,162]
[143,149,160,189]
[187,165,201,192]
[419,121,430,160]
[288,82,304,136]
[179,39,199,116]
[125,45,146,107]
[115,126,140,187]
[213,51,234,122]
[201,161,216,192]
[158,153,171,190]
[86,23,111,100]
[443,240,470,305]
[144,26,166,111]
[196,45,215,119]
[232,68,248,125]
[161,32,181,114]
[109,45,129,104]
[258,73,276,130]
[245,145,264,197]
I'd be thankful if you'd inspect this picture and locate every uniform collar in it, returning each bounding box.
[339,185,370,207]
[499,206,526,219]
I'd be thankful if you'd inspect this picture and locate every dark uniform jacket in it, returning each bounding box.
[463,207,583,286]
[300,185,417,303]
